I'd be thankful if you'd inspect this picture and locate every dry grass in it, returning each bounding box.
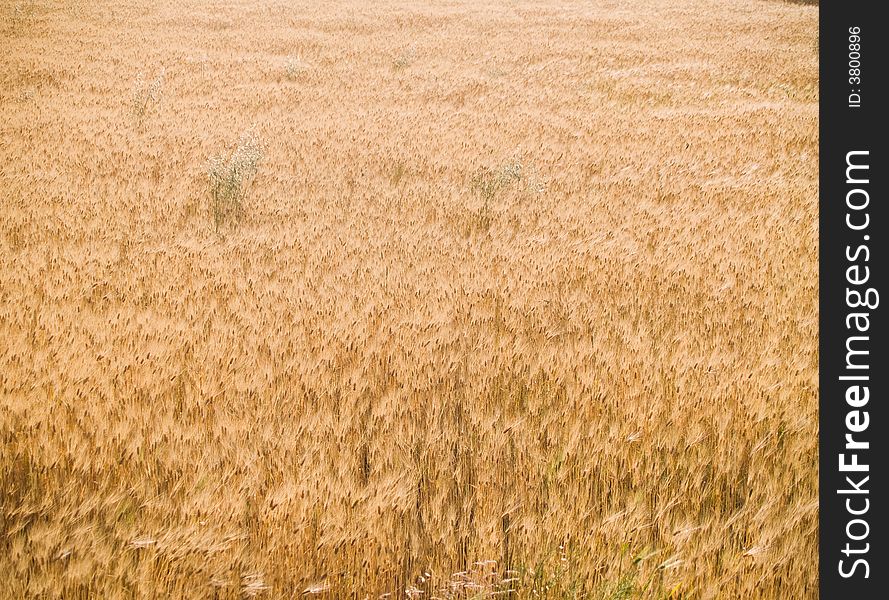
[0,0,817,598]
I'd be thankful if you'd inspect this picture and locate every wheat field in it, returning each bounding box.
[0,0,818,598]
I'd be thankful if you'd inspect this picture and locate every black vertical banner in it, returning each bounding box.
[820,2,887,598]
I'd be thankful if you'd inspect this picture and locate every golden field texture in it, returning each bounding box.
[0,0,818,598]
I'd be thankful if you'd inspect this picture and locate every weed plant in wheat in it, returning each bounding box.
[131,68,165,120]
[207,129,263,231]
[392,46,416,70]
[468,158,533,233]
[284,55,310,80]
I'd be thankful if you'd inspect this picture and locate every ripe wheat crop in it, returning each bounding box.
[1,0,818,598]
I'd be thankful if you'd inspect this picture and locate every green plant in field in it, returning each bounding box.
[207,129,263,232]
[131,68,165,120]
[468,158,526,233]
[392,45,416,70]
[284,55,310,80]
[393,55,411,70]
